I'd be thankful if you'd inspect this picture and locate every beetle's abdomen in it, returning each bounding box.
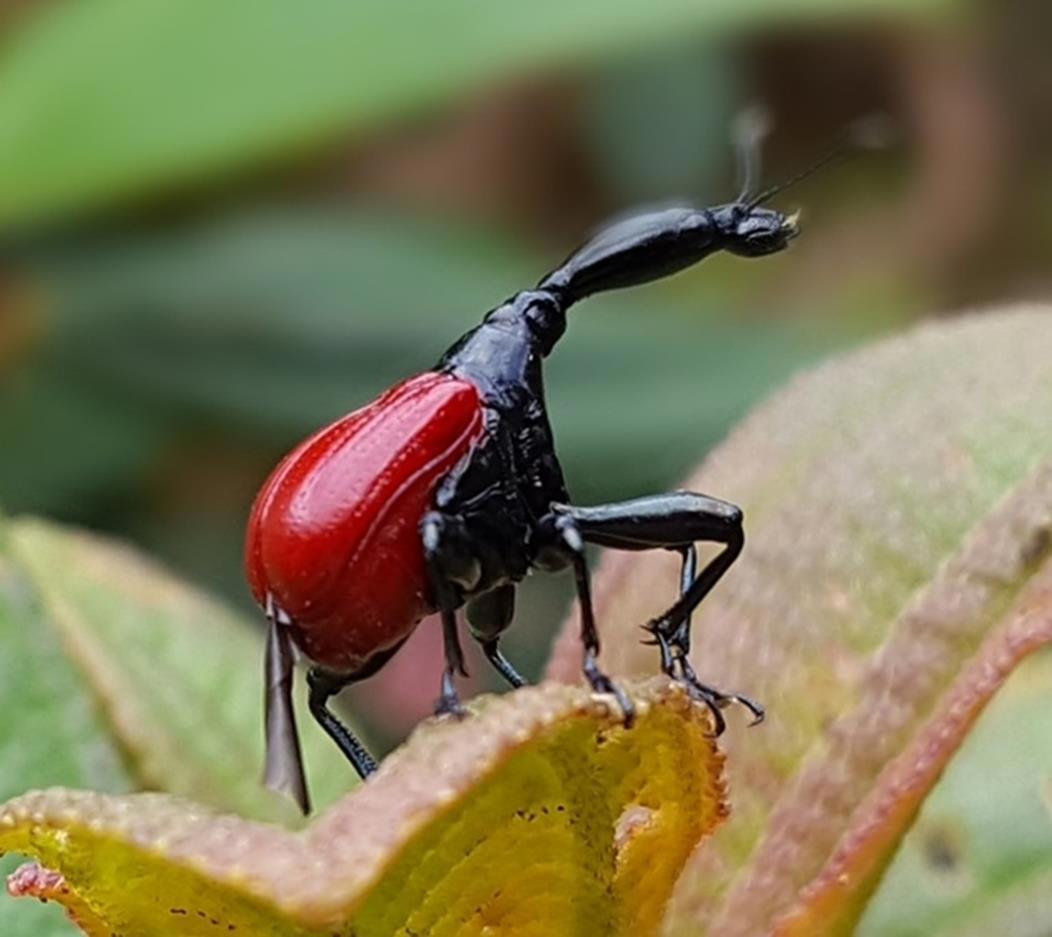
[246,372,485,672]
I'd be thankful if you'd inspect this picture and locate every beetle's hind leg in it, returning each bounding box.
[307,666,380,780]
[551,492,764,734]
[305,637,403,783]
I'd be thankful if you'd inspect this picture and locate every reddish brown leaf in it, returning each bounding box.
[546,308,1052,935]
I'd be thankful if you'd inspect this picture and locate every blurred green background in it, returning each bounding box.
[1,0,1049,746]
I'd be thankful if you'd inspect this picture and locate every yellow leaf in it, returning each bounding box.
[1,679,726,936]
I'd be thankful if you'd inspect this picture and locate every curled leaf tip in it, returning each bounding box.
[6,861,109,936]
[1,677,727,935]
[6,861,66,898]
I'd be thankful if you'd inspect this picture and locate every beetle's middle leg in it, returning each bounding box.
[466,584,529,689]
[421,511,479,718]
[550,491,763,734]
[537,513,636,725]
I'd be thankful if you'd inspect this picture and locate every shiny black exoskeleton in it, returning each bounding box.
[424,200,797,724]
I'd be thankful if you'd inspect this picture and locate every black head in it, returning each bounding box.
[710,202,799,258]
[713,109,891,259]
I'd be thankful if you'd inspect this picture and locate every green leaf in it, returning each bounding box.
[0,518,131,937]
[546,307,1052,935]
[0,680,727,935]
[856,653,1052,937]
[0,0,953,229]
[0,527,130,800]
[4,517,355,823]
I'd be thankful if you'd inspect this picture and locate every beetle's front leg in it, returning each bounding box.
[661,545,764,732]
[551,492,763,734]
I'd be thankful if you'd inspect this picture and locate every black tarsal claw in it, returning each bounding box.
[696,690,728,738]
[584,657,636,728]
[704,687,765,727]
[435,669,468,719]
[664,654,764,735]
[728,693,766,727]
[593,677,636,728]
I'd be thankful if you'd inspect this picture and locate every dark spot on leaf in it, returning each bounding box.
[1021,524,1052,566]
[921,821,966,873]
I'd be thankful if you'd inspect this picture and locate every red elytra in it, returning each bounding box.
[245,372,485,672]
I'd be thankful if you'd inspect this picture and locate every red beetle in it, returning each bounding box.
[244,122,855,811]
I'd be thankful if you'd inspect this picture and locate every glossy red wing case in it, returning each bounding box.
[246,372,485,672]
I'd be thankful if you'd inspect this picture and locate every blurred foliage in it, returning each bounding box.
[0,0,967,628]
[3,0,1052,931]
[0,0,949,230]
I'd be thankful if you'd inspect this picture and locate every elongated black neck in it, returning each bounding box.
[538,206,722,306]
[440,198,794,380]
